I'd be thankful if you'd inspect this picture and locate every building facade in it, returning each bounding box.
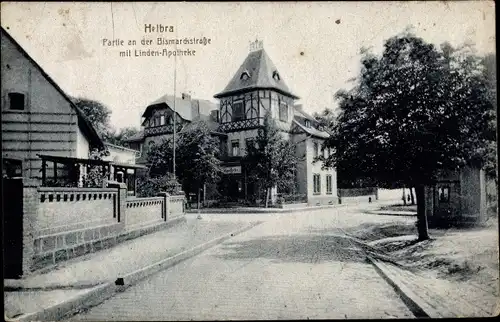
[128,41,337,206]
[213,41,337,205]
[127,92,222,165]
[1,27,103,184]
[424,166,489,227]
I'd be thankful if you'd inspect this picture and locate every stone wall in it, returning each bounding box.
[126,196,164,227]
[18,181,186,276]
[35,187,118,236]
[169,194,185,219]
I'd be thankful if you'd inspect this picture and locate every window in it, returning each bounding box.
[160,115,165,125]
[240,70,250,80]
[231,140,240,156]
[326,175,333,194]
[272,70,280,81]
[438,186,450,203]
[167,116,173,124]
[313,142,319,158]
[8,92,25,110]
[232,101,245,122]
[279,101,288,122]
[305,120,311,128]
[313,174,321,195]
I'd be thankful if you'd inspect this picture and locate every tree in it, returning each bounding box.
[105,126,141,146]
[146,121,222,208]
[313,108,336,131]
[146,138,174,177]
[325,31,495,240]
[176,121,222,209]
[82,148,110,188]
[136,173,180,197]
[244,113,300,208]
[72,97,112,137]
[72,97,140,147]
[481,53,497,183]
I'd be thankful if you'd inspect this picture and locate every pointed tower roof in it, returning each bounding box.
[214,47,299,99]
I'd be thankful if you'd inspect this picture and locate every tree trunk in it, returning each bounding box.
[197,188,201,212]
[402,187,407,206]
[415,185,429,241]
[265,187,270,208]
[410,187,415,205]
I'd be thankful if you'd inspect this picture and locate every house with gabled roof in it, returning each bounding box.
[2,27,145,194]
[1,26,104,184]
[213,40,337,205]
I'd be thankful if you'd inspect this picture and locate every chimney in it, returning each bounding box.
[181,92,191,100]
[210,110,220,123]
[191,99,200,120]
[294,104,304,111]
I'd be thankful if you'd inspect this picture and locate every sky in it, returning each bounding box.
[1,1,495,130]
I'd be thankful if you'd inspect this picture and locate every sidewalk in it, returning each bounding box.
[4,215,262,320]
[370,258,498,317]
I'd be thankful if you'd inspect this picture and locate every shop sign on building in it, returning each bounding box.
[222,166,242,174]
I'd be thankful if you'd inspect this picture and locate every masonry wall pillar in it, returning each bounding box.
[22,179,39,275]
[158,192,170,222]
[106,181,127,228]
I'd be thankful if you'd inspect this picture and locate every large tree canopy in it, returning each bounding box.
[324,31,496,239]
[72,97,112,136]
[146,120,222,206]
[72,97,140,147]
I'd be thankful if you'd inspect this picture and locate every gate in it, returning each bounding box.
[3,178,24,279]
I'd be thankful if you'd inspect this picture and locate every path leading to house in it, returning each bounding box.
[67,207,415,320]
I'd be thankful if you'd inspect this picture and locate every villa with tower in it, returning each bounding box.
[128,40,337,206]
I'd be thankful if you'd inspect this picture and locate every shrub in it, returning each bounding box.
[136,173,180,197]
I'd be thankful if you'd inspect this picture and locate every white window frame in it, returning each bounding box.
[313,142,318,158]
[231,140,240,156]
[313,173,321,195]
[326,175,333,195]
[232,101,245,122]
[279,101,288,122]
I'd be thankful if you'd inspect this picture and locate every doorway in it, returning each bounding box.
[3,177,24,279]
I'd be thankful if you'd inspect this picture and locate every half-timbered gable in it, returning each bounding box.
[213,40,337,205]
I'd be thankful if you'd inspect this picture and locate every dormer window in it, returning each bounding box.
[240,70,251,80]
[272,70,280,81]
[305,120,311,128]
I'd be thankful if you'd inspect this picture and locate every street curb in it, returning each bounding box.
[366,211,417,216]
[5,221,262,322]
[186,204,348,214]
[367,256,439,318]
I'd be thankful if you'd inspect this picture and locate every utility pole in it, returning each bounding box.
[172,23,178,179]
